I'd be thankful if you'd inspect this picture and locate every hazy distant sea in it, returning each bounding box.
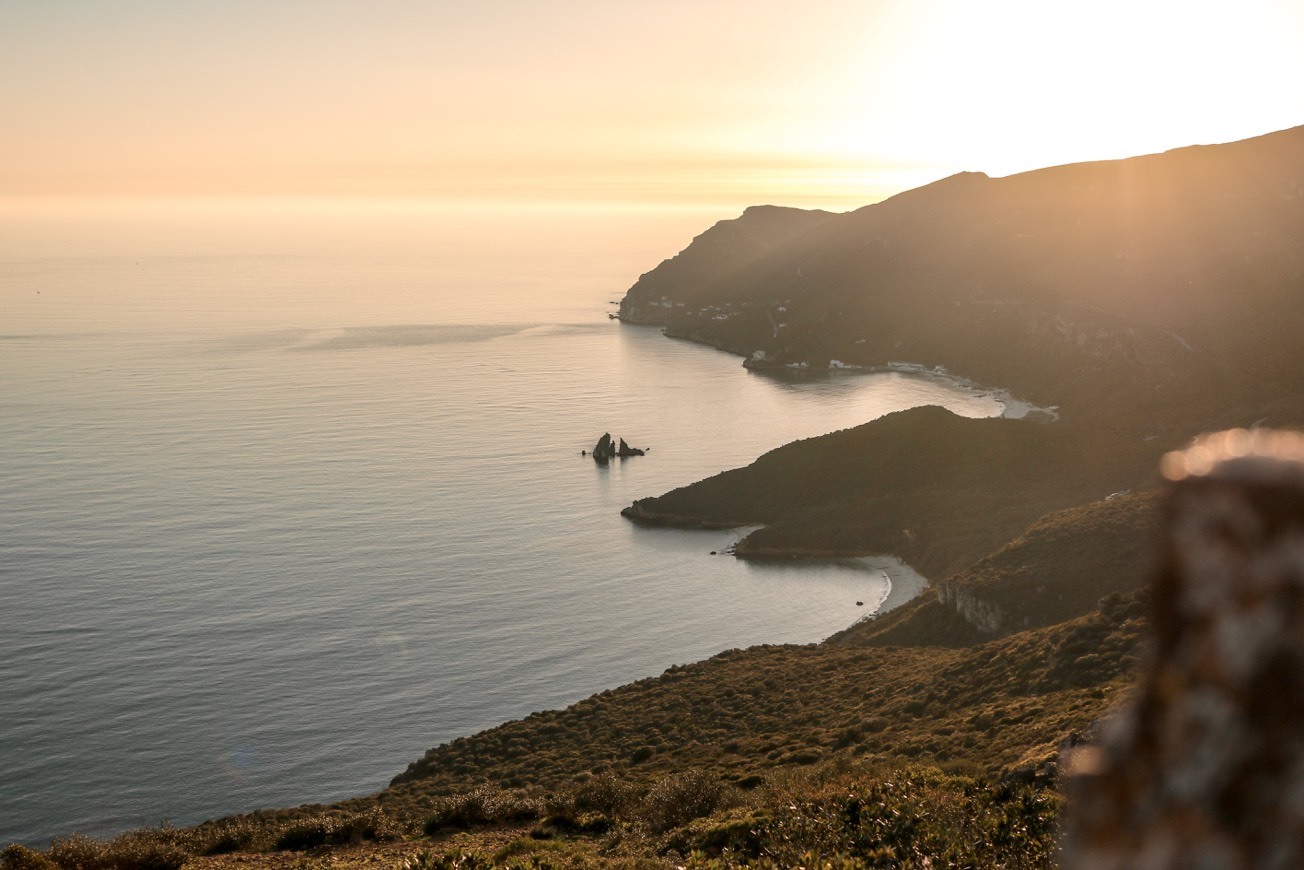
[0,200,1001,845]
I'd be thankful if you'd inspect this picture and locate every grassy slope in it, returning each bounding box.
[625,406,1165,580]
[939,490,1159,632]
[384,596,1143,805]
[832,490,1160,645]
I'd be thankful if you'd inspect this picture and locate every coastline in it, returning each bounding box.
[647,320,1062,426]
[719,528,927,628]
[720,528,928,631]
[865,555,931,616]
[875,363,1060,423]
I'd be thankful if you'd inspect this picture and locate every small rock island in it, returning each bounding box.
[589,432,646,463]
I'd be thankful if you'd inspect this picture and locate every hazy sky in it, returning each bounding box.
[3,0,1302,207]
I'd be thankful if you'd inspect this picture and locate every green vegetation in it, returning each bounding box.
[626,406,1164,579]
[0,807,409,870]
[385,589,1142,806]
[3,760,1070,868]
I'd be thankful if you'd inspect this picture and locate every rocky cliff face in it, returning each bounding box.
[934,582,1007,635]
[928,492,1159,637]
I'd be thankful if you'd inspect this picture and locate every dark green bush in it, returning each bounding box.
[629,746,655,764]
[423,787,539,834]
[0,845,60,870]
[274,815,341,851]
[639,769,725,834]
[192,816,265,855]
[535,812,610,837]
[46,832,187,870]
[570,773,640,817]
[274,808,401,851]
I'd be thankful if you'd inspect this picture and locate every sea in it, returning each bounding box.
[0,198,1003,846]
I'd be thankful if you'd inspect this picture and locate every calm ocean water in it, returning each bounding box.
[0,201,1002,846]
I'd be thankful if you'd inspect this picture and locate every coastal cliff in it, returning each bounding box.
[623,405,1162,580]
[618,125,1304,432]
[617,205,835,329]
[619,125,1304,638]
[838,491,1160,646]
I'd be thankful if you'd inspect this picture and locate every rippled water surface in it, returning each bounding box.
[0,201,1002,844]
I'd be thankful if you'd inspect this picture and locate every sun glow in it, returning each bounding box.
[746,0,1304,183]
[0,0,1301,206]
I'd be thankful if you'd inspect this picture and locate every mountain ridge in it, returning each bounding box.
[617,122,1304,678]
[618,123,1304,433]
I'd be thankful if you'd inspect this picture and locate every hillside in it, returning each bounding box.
[624,405,1163,579]
[836,491,1159,648]
[619,125,1304,433]
[385,596,1143,803]
[619,126,1304,606]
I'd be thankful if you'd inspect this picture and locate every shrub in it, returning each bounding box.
[1,845,59,870]
[400,849,560,870]
[703,764,1060,867]
[569,773,639,818]
[192,816,265,855]
[423,787,538,834]
[47,835,108,870]
[274,815,341,851]
[639,769,725,834]
[274,808,401,851]
[46,832,187,870]
[534,811,610,838]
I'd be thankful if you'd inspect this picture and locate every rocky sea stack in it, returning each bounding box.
[589,433,645,463]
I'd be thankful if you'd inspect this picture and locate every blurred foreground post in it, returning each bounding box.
[1062,429,1304,868]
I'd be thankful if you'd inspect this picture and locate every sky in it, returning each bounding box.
[3,0,1303,209]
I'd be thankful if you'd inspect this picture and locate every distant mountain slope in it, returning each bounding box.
[620,125,1304,431]
[618,205,835,329]
[619,126,1304,586]
[624,405,1163,579]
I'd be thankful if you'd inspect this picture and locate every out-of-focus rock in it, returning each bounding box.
[1062,428,1304,869]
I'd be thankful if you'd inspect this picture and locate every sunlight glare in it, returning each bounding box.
[815,0,1304,178]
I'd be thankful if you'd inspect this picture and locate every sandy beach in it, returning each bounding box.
[860,555,931,616]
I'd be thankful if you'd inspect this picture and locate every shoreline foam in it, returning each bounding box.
[882,363,1059,423]
[862,555,931,616]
